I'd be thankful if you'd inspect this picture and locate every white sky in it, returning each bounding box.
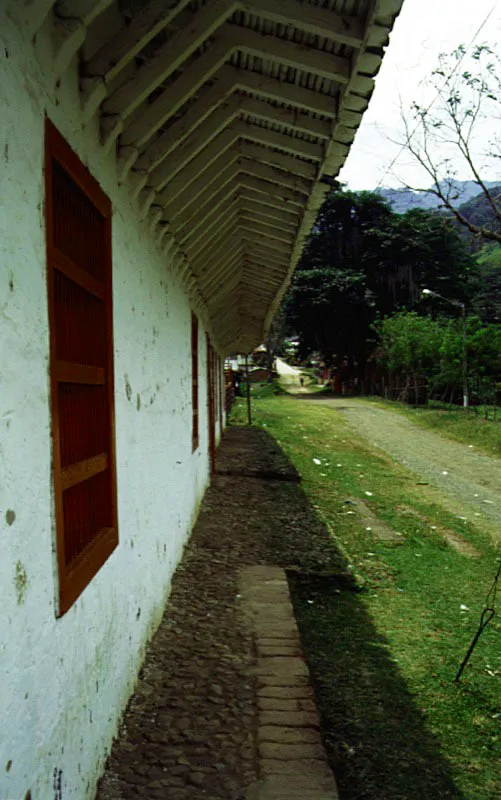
[338,0,501,190]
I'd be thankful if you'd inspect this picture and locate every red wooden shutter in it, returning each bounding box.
[45,119,118,615]
[191,313,199,450]
[207,337,216,475]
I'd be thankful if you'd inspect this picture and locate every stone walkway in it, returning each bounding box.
[96,428,346,799]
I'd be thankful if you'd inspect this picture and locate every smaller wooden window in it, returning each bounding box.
[207,336,216,475]
[191,313,199,450]
[45,119,118,615]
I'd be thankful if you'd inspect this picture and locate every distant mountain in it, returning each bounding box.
[375,180,500,214]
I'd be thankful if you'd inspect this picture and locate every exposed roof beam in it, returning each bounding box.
[153,119,322,195]
[240,219,294,244]
[166,153,242,225]
[84,0,195,82]
[181,201,241,255]
[117,40,230,147]
[134,66,335,170]
[138,92,330,182]
[240,0,364,49]
[157,124,322,208]
[239,212,297,235]
[239,231,290,255]
[22,0,56,34]
[114,25,349,143]
[240,143,318,181]
[245,242,290,264]
[131,65,337,160]
[238,176,306,207]
[191,219,243,269]
[176,182,240,245]
[149,98,241,189]
[54,0,114,25]
[102,2,239,118]
[157,126,237,207]
[239,191,303,217]
[239,160,312,196]
[195,238,244,281]
[243,254,289,275]
[239,199,299,226]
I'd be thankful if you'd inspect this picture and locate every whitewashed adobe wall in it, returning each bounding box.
[0,10,221,800]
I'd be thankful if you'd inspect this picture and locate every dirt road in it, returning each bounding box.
[299,396,501,534]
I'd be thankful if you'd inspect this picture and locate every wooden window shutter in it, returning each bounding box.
[45,119,118,615]
[191,313,199,450]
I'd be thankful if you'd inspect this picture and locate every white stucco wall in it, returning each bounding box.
[0,10,224,800]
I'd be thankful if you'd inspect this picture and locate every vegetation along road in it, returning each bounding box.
[305,396,501,536]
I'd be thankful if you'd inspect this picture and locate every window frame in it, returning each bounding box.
[45,118,118,616]
[191,312,199,451]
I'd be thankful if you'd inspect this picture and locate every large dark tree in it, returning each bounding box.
[284,188,477,372]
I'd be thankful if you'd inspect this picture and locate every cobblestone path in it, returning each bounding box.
[96,428,346,799]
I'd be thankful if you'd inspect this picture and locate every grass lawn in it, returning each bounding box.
[365,397,501,459]
[230,388,501,800]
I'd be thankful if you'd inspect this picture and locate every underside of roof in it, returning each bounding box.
[29,0,403,352]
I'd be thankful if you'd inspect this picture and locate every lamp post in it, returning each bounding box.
[422,288,469,410]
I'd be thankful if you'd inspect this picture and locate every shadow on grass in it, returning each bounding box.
[289,576,466,800]
[221,427,466,800]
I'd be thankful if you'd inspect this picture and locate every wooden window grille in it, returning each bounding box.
[191,313,199,450]
[207,336,216,475]
[218,356,224,429]
[45,119,118,615]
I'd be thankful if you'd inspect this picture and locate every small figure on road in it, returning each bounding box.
[300,377,304,387]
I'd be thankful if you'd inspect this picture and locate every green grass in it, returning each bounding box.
[365,397,501,458]
[229,393,501,800]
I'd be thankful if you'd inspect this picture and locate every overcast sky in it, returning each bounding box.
[338,0,501,191]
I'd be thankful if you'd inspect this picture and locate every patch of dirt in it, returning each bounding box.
[397,505,481,558]
[344,498,404,543]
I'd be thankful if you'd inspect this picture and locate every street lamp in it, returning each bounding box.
[421,288,469,410]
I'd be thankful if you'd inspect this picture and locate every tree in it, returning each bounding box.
[284,188,476,375]
[376,311,501,409]
[400,44,501,243]
[375,311,443,402]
